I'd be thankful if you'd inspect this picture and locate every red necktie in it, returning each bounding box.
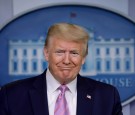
[54,85,70,115]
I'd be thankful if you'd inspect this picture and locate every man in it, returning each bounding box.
[0,23,123,115]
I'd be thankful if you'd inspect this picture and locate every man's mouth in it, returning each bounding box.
[61,67,72,70]
[58,66,73,70]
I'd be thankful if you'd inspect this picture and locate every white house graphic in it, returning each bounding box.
[81,36,135,75]
[8,37,47,75]
[8,36,135,76]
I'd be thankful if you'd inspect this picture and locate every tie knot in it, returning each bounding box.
[58,85,68,93]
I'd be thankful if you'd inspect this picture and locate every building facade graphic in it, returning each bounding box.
[81,36,135,75]
[8,34,135,76]
[9,37,47,75]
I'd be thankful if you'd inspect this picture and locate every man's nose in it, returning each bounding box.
[63,52,70,64]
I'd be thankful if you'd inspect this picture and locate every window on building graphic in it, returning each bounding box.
[106,48,110,55]
[125,59,131,71]
[13,49,17,56]
[116,48,120,55]
[33,49,37,56]
[32,60,38,72]
[125,48,130,55]
[96,58,101,72]
[12,60,18,72]
[23,49,27,56]
[115,59,121,71]
[22,60,28,72]
[105,59,111,71]
[96,48,100,56]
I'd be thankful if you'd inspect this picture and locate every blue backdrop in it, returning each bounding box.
[0,5,135,103]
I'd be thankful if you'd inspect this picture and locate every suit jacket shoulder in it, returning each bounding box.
[0,71,49,115]
[77,75,123,115]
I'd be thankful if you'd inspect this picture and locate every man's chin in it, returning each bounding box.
[61,71,71,77]
[59,75,71,84]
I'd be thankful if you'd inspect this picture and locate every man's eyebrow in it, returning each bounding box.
[70,50,79,52]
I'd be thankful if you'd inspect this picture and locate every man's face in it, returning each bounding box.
[44,37,86,84]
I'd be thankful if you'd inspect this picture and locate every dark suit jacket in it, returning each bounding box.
[0,70,123,115]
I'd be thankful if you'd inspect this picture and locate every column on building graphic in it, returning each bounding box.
[9,38,48,75]
[81,36,135,75]
[80,28,96,75]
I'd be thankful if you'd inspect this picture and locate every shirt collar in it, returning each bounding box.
[46,69,60,94]
[46,69,77,95]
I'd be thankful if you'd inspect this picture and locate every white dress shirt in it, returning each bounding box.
[46,69,77,115]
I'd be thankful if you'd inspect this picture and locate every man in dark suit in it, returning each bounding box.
[0,23,123,115]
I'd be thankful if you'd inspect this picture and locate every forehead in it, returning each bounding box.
[46,36,87,57]
[50,36,83,46]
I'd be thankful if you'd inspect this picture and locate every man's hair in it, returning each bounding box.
[44,23,89,56]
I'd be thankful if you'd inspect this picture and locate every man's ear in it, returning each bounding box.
[82,56,86,65]
[43,47,49,61]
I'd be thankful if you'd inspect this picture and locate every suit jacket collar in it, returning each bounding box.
[29,70,49,115]
[29,71,95,115]
[77,75,95,115]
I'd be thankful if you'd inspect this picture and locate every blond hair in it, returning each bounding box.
[44,23,89,56]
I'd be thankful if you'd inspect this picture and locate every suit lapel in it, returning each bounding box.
[77,75,95,115]
[29,72,95,115]
[29,71,49,115]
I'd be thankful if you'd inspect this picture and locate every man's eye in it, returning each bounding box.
[55,51,64,55]
[71,52,79,56]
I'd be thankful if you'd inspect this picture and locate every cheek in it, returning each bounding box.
[72,58,84,66]
[50,55,63,64]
